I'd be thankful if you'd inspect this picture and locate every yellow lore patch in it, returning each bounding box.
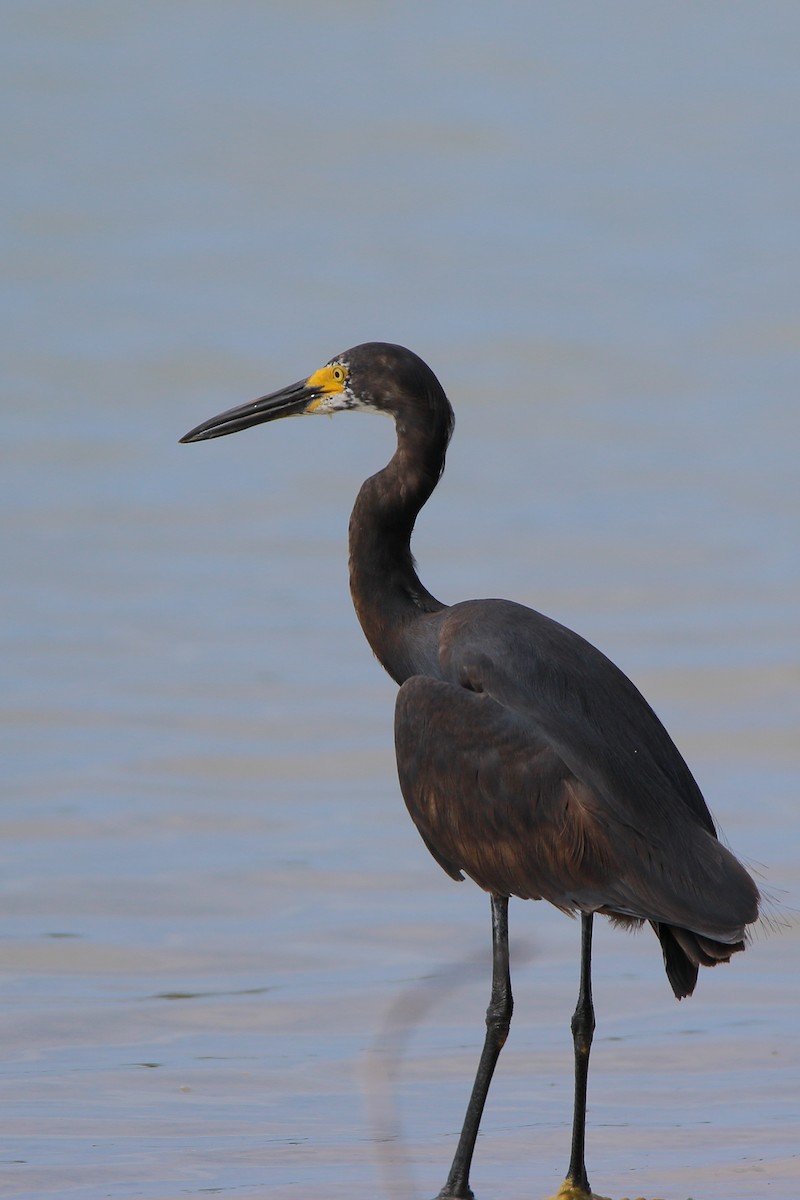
[305,363,348,411]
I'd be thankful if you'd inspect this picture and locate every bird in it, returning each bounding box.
[181,341,760,1200]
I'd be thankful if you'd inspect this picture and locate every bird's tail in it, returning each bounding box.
[652,921,746,999]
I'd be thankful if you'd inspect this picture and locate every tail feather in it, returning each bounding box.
[653,921,746,999]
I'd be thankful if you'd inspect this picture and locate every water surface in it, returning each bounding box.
[2,4,798,1198]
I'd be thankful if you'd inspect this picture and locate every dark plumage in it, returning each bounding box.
[182,341,759,1200]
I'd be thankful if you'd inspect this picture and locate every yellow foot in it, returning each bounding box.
[546,1187,665,1200]
[545,1182,612,1200]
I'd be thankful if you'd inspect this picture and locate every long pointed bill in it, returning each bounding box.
[180,379,317,443]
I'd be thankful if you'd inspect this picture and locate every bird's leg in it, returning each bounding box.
[435,894,513,1200]
[565,912,596,1197]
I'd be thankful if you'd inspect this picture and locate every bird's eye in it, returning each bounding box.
[332,365,345,383]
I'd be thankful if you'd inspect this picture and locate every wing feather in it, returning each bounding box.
[395,667,757,942]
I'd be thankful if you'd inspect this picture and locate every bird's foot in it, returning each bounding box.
[545,1182,611,1200]
[545,1185,664,1200]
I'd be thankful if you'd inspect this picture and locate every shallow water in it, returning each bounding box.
[2,4,799,1199]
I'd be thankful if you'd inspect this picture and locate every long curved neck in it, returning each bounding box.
[349,406,452,684]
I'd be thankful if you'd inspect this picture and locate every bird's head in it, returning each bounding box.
[180,342,451,443]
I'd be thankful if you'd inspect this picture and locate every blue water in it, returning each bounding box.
[2,4,798,1198]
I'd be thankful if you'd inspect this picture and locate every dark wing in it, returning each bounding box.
[439,600,718,842]
[395,599,759,947]
[396,675,624,909]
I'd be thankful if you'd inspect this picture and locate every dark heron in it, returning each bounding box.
[181,342,759,1200]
